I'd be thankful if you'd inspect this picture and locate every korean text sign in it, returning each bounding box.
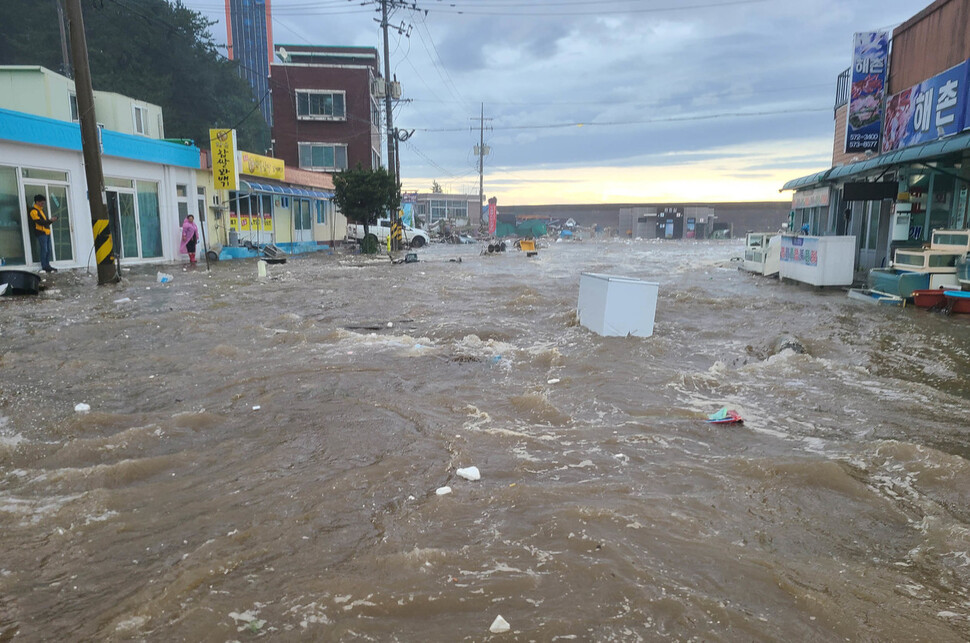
[209,129,239,191]
[883,60,969,153]
[780,236,819,267]
[845,31,889,154]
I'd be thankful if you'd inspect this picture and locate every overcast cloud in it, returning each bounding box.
[184,0,922,203]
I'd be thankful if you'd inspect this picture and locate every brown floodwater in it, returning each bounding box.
[1,239,970,641]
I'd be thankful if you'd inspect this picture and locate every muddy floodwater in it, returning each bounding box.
[2,239,970,641]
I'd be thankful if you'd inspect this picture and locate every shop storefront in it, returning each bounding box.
[0,108,201,269]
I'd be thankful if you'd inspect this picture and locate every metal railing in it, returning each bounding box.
[834,67,851,113]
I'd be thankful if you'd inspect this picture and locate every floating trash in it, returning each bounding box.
[707,407,743,424]
[489,615,511,633]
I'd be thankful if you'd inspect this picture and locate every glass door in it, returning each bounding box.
[108,189,140,259]
[24,182,74,265]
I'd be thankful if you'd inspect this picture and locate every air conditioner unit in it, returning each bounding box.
[390,81,402,99]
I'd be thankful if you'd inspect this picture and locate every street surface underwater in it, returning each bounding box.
[1,239,969,641]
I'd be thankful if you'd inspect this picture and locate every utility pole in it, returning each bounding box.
[55,0,72,78]
[380,0,400,251]
[473,104,491,230]
[65,0,118,285]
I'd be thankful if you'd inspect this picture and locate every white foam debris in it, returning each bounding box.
[74,403,91,413]
[252,405,261,411]
[547,378,560,384]
[435,486,452,496]
[489,615,511,633]
[456,466,481,481]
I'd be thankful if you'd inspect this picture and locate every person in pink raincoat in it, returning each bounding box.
[179,214,199,263]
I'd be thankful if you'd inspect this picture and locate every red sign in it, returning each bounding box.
[488,197,497,235]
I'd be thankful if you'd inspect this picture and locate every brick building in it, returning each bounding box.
[270,45,382,174]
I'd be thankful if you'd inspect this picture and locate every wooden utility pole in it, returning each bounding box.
[64,0,117,284]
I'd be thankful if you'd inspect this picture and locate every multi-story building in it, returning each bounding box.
[270,45,382,174]
[225,0,273,127]
[784,0,970,272]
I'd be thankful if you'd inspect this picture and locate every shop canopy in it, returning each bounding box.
[242,180,333,199]
[781,130,970,192]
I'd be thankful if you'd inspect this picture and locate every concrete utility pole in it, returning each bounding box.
[65,0,118,285]
[380,0,400,251]
[473,104,491,229]
[55,0,72,78]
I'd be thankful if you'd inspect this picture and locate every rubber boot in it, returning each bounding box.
[189,252,196,264]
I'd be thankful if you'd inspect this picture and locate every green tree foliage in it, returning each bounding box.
[332,164,401,236]
[0,0,269,151]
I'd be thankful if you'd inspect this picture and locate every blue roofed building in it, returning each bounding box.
[0,66,205,270]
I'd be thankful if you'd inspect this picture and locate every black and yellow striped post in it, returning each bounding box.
[92,217,116,275]
[391,221,403,249]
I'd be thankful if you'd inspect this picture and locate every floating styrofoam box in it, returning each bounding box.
[577,272,658,337]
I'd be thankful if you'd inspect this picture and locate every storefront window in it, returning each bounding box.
[864,201,879,250]
[136,181,162,258]
[0,165,25,265]
[930,172,954,232]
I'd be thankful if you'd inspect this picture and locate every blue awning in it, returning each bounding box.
[782,130,970,191]
[242,180,333,199]
[781,169,831,191]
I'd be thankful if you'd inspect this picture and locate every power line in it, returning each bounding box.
[411,107,831,132]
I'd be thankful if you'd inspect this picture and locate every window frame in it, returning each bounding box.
[295,89,347,121]
[297,142,349,172]
[133,105,146,136]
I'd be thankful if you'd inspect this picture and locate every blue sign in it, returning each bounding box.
[845,31,890,154]
[883,59,970,152]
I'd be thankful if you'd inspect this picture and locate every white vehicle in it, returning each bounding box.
[347,218,430,248]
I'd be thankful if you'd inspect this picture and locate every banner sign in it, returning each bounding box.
[883,59,970,153]
[792,186,830,210]
[400,203,414,227]
[210,129,238,190]
[845,31,890,154]
[487,197,497,236]
[239,151,284,180]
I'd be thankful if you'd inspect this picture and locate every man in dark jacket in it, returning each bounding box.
[28,194,58,273]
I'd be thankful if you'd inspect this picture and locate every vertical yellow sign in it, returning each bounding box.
[210,129,238,191]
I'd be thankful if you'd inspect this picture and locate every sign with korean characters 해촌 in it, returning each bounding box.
[883,59,970,153]
[845,31,890,154]
[210,128,239,190]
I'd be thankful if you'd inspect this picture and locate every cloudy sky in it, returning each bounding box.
[185,0,922,204]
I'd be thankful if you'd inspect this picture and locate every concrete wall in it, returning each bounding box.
[0,67,74,122]
[93,92,165,139]
[500,201,791,235]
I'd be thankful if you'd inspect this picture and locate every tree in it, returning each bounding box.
[431,180,443,193]
[0,0,269,152]
[332,165,401,251]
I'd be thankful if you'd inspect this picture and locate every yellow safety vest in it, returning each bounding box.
[29,205,52,236]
